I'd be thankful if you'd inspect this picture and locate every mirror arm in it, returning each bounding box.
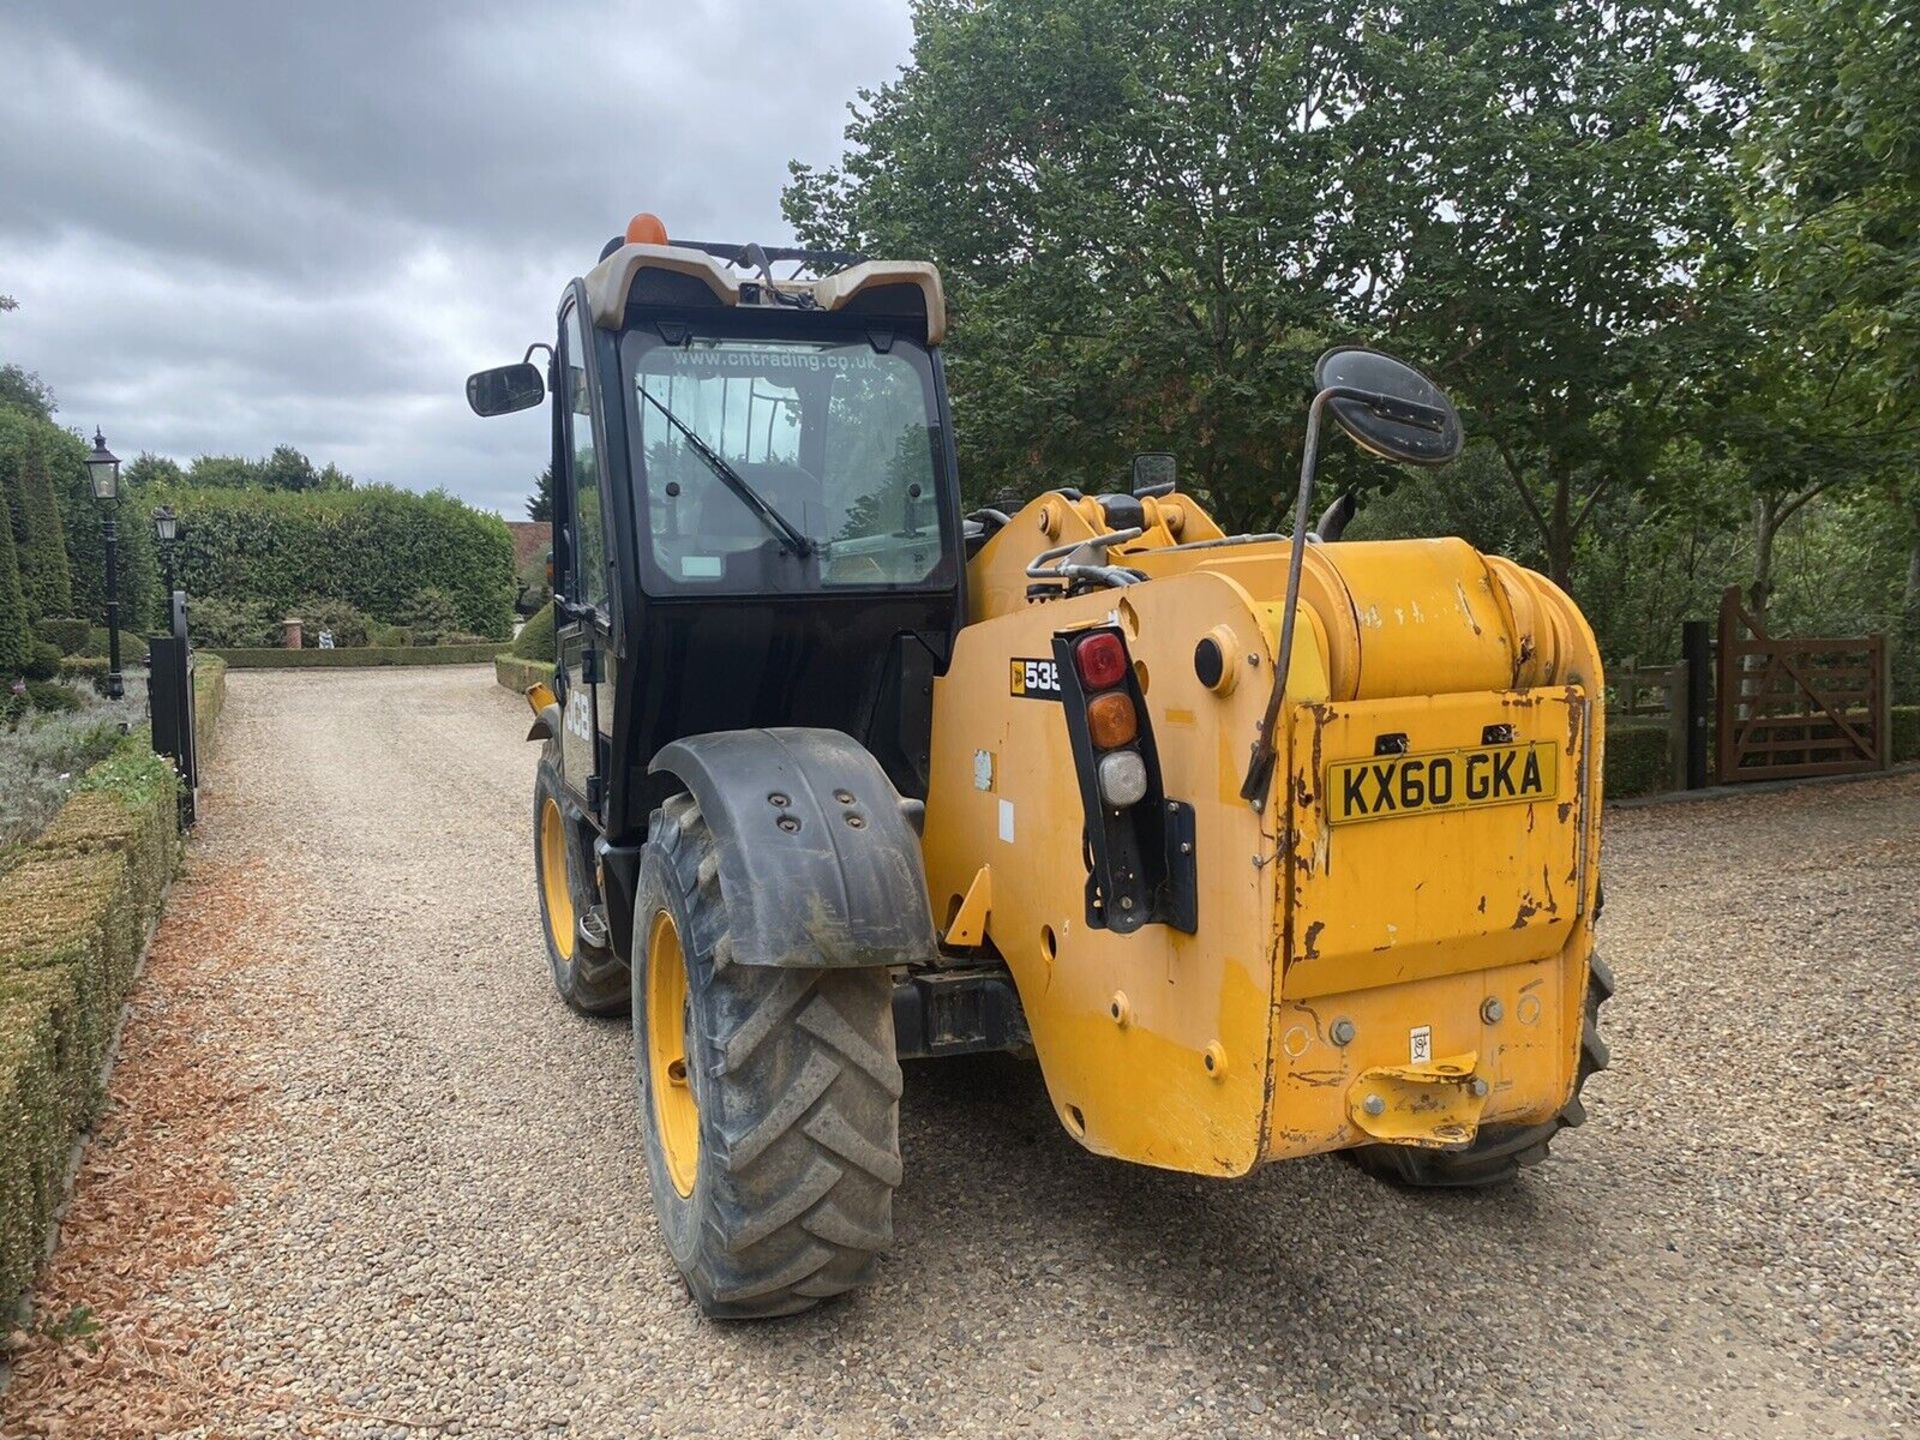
[1236,379,1451,806]
[522,342,557,390]
[1239,387,1334,806]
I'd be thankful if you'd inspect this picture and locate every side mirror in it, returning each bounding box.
[466,362,545,418]
[1130,452,1177,497]
[1313,348,1462,466]
[1238,346,1462,806]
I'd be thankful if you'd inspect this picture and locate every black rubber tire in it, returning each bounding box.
[1345,955,1613,1188]
[533,752,627,1017]
[632,792,902,1319]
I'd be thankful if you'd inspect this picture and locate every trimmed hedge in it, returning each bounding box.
[1604,704,1918,799]
[211,643,502,669]
[0,475,26,675]
[1604,722,1674,800]
[0,657,225,1311]
[0,738,181,1309]
[35,618,93,656]
[2,434,74,622]
[510,600,555,660]
[0,410,161,637]
[194,655,227,765]
[1894,705,1918,765]
[495,654,550,695]
[158,483,515,640]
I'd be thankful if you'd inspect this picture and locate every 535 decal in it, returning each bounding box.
[1009,657,1063,700]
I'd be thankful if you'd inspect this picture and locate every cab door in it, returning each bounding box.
[554,292,613,814]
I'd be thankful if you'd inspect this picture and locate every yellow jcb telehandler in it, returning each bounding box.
[467,213,1609,1317]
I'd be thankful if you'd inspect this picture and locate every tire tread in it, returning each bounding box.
[635,803,899,1318]
[535,754,627,1017]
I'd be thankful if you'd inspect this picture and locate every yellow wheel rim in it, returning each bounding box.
[539,797,575,961]
[646,909,700,1197]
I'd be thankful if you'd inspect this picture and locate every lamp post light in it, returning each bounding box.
[85,428,123,700]
[152,505,179,603]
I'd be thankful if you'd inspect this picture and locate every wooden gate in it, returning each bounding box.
[1715,586,1891,783]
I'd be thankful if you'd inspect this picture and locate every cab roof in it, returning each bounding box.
[583,243,947,346]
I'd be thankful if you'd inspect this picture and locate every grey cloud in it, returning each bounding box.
[0,1,911,516]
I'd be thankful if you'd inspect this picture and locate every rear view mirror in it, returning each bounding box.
[1313,348,1462,467]
[467,362,545,418]
[1238,345,1463,806]
[1131,452,1176,496]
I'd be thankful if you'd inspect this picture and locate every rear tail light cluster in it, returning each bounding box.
[1073,632,1147,808]
[1051,623,1198,935]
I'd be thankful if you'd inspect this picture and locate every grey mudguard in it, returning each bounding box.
[649,728,938,969]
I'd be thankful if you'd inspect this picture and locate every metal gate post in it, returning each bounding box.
[147,592,199,828]
[1682,619,1711,789]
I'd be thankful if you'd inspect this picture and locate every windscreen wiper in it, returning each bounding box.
[638,387,814,558]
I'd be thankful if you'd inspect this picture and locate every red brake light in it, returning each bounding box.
[1074,632,1129,690]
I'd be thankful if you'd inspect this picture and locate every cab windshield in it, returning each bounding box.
[623,328,951,594]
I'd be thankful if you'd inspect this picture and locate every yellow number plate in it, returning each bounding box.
[1325,741,1559,825]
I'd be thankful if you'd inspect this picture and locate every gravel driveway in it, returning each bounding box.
[11,666,1917,1438]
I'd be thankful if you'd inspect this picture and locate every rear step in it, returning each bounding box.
[892,967,1029,1060]
[577,906,611,952]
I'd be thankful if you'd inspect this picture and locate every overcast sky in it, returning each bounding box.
[0,1,913,517]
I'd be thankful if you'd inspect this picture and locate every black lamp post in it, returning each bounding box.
[86,428,123,700]
[152,505,179,602]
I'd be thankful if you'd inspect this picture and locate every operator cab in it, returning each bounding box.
[468,213,965,857]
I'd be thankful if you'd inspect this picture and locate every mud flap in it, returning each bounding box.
[649,727,939,969]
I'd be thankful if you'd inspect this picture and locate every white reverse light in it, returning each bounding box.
[1097,750,1148,808]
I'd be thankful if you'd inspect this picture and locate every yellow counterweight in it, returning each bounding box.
[923,491,1604,1175]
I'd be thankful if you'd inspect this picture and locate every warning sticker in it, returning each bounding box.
[1409,1025,1433,1065]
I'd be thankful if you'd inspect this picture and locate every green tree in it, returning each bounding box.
[786,0,1395,529]
[1702,291,1917,618]
[1344,447,1543,569]
[1747,0,1920,413]
[182,448,351,491]
[125,453,187,489]
[0,481,29,674]
[16,414,163,635]
[1742,0,1920,687]
[3,435,73,620]
[0,293,57,425]
[258,444,319,492]
[186,454,257,488]
[787,0,1751,579]
[0,364,56,423]
[1379,0,1750,586]
[528,464,554,523]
